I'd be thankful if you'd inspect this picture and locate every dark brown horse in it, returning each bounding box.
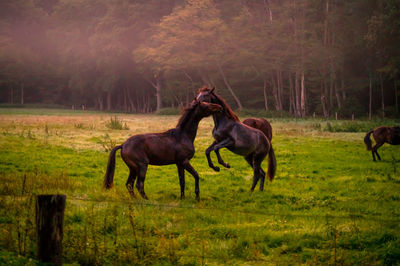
[196,87,276,191]
[364,126,400,161]
[103,100,222,200]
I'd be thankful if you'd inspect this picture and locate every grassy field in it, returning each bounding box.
[0,108,399,265]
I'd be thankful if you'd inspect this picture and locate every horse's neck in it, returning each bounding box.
[212,111,233,130]
[178,114,201,142]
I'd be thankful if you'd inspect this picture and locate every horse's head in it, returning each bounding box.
[190,98,222,117]
[199,101,222,117]
[195,86,239,121]
[196,86,216,103]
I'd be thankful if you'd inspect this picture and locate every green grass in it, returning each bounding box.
[0,109,399,264]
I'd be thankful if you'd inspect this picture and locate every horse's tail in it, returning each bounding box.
[104,145,122,189]
[267,144,276,182]
[364,130,374,151]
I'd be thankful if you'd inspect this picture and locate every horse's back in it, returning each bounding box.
[121,133,189,165]
[242,118,272,140]
[390,127,400,145]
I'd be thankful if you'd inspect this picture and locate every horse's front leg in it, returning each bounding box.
[213,138,234,168]
[205,141,220,172]
[182,160,200,200]
[176,164,185,199]
[215,149,230,169]
[213,138,234,153]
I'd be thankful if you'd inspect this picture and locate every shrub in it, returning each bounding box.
[105,116,129,130]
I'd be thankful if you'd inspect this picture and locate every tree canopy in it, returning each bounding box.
[0,0,399,117]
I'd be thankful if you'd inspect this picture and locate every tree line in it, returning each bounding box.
[0,0,399,118]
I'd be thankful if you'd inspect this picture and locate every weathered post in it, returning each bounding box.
[36,195,66,265]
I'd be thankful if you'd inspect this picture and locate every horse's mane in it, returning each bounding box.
[176,101,197,129]
[198,87,239,121]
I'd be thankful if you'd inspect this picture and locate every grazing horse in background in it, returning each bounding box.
[196,87,276,191]
[103,100,222,200]
[242,118,273,141]
[364,126,400,161]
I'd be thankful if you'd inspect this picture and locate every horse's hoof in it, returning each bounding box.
[225,163,230,168]
[195,195,200,201]
[141,194,149,200]
[213,166,220,172]
[180,195,185,199]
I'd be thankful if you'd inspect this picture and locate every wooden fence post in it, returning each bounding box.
[36,194,66,265]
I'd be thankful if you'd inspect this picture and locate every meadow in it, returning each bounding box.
[0,108,399,265]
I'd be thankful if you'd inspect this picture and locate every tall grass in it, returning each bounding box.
[105,116,129,130]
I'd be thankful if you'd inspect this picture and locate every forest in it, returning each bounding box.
[0,0,399,118]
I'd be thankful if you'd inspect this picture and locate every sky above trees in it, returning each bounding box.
[0,0,399,118]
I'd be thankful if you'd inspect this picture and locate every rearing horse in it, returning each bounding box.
[196,87,276,191]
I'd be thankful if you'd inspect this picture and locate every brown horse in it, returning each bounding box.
[196,87,276,191]
[242,118,272,141]
[364,126,400,161]
[103,100,222,200]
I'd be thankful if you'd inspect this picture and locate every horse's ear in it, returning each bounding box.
[210,87,215,93]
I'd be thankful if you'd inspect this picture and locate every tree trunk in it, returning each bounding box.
[10,87,13,104]
[145,72,163,112]
[127,89,135,112]
[106,91,112,111]
[183,69,195,106]
[300,71,306,117]
[335,90,342,110]
[263,0,273,23]
[97,96,104,111]
[217,63,243,110]
[341,72,346,101]
[277,69,283,111]
[263,78,269,111]
[335,82,342,109]
[20,83,24,105]
[379,72,384,118]
[123,88,128,112]
[321,95,328,118]
[155,81,162,111]
[295,71,301,117]
[395,80,398,114]
[271,74,280,111]
[323,79,329,116]
[289,73,294,114]
[369,75,372,120]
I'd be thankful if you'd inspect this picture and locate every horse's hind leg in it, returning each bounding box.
[254,154,267,191]
[245,155,265,179]
[136,163,149,199]
[373,143,384,161]
[126,167,137,197]
[246,154,259,192]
